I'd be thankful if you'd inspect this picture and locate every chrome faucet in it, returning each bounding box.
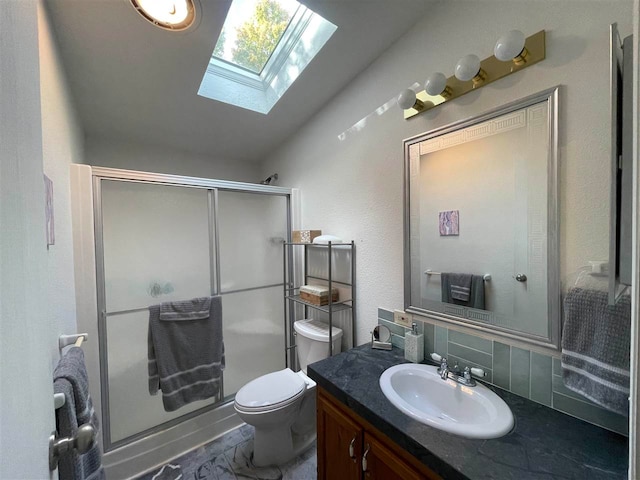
[439,357,449,380]
[431,353,486,387]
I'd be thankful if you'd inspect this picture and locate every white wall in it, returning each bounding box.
[85,136,261,183]
[39,0,83,363]
[0,1,82,477]
[262,0,634,344]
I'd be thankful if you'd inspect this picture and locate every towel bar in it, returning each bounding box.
[425,270,492,281]
[58,333,88,352]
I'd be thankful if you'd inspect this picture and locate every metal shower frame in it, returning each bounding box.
[91,166,293,452]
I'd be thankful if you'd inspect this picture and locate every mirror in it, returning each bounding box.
[372,325,392,350]
[373,324,392,343]
[404,87,560,349]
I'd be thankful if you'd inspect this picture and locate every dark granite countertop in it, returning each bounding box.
[308,344,628,480]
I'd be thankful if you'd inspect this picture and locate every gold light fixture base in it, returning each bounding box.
[404,30,545,119]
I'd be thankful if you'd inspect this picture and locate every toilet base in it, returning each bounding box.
[252,428,316,467]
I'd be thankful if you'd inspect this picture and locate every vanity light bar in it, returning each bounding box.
[402,30,546,119]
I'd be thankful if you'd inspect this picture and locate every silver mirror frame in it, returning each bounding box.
[403,86,561,350]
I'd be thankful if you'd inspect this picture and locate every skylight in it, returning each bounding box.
[213,0,299,74]
[198,0,337,114]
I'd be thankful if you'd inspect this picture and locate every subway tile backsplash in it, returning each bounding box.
[378,308,629,436]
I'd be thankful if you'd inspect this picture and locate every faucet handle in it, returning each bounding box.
[430,352,444,363]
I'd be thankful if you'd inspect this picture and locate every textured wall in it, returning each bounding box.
[39,0,83,367]
[1,1,60,477]
[261,1,634,345]
[85,136,262,183]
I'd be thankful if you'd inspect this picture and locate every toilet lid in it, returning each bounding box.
[235,368,306,410]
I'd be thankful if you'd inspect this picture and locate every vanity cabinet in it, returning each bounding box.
[317,388,441,480]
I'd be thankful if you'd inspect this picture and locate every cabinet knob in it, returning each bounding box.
[515,273,528,282]
[349,436,356,461]
[362,443,370,472]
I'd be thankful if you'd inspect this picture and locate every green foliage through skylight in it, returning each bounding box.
[213,0,299,73]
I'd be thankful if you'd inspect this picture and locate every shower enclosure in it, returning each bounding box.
[71,165,295,476]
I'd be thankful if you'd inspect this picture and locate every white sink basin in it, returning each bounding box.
[379,363,514,439]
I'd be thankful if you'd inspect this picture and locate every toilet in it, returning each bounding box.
[234,319,343,467]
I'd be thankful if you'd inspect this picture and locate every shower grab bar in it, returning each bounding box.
[425,270,492,281]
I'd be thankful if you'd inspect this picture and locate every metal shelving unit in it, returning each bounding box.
[283,241,356,369]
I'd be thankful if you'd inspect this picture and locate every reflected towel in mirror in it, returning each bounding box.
[441,273,485,309]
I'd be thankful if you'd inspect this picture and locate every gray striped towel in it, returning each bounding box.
[148,296,225,412]
[54,347,105,480]
[561,287,631,416]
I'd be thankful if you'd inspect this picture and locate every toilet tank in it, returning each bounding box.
[294,319,343,373]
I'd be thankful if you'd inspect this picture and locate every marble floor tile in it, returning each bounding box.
[135,425,316,480]
[223,439,282,480]
[280,445,317,480]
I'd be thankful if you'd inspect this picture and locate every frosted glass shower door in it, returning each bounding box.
[217,191,288,396]
[100,180,215,444]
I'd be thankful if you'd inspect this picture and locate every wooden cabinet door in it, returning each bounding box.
[362,432,424,480]
[317,392,363,480]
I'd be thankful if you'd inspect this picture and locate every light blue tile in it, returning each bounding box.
[378,318,407,337]
[423,322,435,358]
[391,333,405,349]
[447,354,493,384]
[553,357,561,376]
[552,374,598,406]
[510,347,531,398]
[448,330,492,354]
[552,392,629,436]
[447,342,492,369]
[435,326,448,356]
[530,352,552,406]
[493,341,510,390]
[378,308,394,322]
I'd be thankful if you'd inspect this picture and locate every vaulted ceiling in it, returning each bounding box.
[46,0,431,161]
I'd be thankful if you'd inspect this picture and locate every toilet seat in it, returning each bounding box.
[235,368,306,412]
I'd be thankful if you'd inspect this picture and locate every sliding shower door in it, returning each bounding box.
[95,174,291,451]
[100,180,215,445]
[217,191,287,396]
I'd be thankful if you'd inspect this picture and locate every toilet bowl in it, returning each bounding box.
[233,319,342,466]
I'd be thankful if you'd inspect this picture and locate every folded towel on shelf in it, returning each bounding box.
[54,347,105,480]
[148,296,225,412]
[441,273,485,309]
[561,287,631,415]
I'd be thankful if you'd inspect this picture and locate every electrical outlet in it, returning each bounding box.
[394,309,412,328]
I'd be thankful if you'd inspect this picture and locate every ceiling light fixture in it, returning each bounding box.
[398,30,545,119]
[130,0,197,31]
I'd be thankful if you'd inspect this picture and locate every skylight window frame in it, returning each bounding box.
[199,1,337,114]
[206,5,313,88]
[212,2,302,76]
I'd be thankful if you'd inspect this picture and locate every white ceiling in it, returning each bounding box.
[46,0,431,161]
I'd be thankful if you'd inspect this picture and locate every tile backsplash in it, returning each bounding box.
[378,308,629,436]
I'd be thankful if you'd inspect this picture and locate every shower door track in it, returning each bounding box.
[92,166,293,453]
